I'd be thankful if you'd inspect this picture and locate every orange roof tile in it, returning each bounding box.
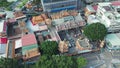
[31,15,44,25]
[14,11,25,18]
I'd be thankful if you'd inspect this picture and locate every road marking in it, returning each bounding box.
[96,56,100,60]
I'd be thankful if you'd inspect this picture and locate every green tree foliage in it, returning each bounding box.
[83,23,107,41]
[0,57,35,68]
[77,57,87,68]
[0,58,19,68]
[40,41,59,55]
[36,55,86,68]
[0,0,13,8]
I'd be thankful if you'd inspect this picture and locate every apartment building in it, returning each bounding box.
[96,2,120,32]
[41,0,77,12]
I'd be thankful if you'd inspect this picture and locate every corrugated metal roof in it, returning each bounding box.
[22,34,37,46]
[53,18,64,25]
[0,38,7,44]
[0,44,7,54]
[22,44,38,55]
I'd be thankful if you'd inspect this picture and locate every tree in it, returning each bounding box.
[0,57,36,68]
[52,55,76,68]
[36,55,55,68]
[40,41,59,55]
[0,58,20,68]
[36,55,86,68]
[83,23,107,41]
[76,57,87,68]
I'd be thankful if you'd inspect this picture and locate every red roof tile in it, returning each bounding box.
[112,1,120,6]
[0,38,7,44]
[22,34,37,46]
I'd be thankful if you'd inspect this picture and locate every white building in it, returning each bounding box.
[105,33,120,50]
[87,15,100,24]
[111,1,120,12]
[0,11,15,19]
[41,0,77,12]
[97,2,120,32]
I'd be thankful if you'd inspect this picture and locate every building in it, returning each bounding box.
[58,41,68,53]
[52,12,85,32]
[75,38,92,54]
[84,5,96,20]
[0,20,7,37]
[87,15,100,24]
[14,34,40,60]
[105,33,120,50]
[41,0,77,12]
[7,20,29,39]
[0,37,7,57]
[96,2,120,32]
[84,0,118,4]
[5,11,15,19]
[13,11,27,21]
[31,15,44,25]
[0,11,16,19]
[84,5,96,16]
[111,1,120,12]
[0,11,6,19]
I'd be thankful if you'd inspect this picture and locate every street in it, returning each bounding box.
[77,48,120,68]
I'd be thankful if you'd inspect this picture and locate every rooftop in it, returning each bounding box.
[86,5,96,12]
[5,11,15,19]
[103,6,112,11]
[0,37,7,44]
[31,15,44,25]
[92,5,98,11]
[98,2,111,7]
[106,33,120,46]
[21,34,37,46]
[98,2,113,12]
[15,39,22,49]
[0,20,6,32]
[31,14,48,25]
[50,10,78,20]
[87,15,100,24]
[13,11,26,19]
[77,38,91,49]
[0,44,7,54]
[112,1,120,6]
